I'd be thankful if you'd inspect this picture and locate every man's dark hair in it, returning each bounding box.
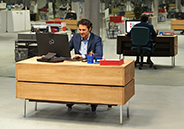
[77,19,93,31]
[140,14,148,22]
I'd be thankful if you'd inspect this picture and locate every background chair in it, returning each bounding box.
[131,26,156,70]
[106,22,121,39]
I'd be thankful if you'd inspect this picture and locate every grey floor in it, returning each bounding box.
[1,19,184,129]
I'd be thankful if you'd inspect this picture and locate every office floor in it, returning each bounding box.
[0,19,184,129]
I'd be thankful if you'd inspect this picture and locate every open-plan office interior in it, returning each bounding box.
[0,0,184,129]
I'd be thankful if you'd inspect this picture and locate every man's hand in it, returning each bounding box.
[72,54,82,59]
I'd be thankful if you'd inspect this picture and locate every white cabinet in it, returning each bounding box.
[24,10,31,30]
[0,11,6,33]
[7,10,31,32]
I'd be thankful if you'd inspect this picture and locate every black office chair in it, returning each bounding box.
[131,26,156,70]
[65,12,77,20]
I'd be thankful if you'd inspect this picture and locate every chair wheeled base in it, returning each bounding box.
[135,55,156,70]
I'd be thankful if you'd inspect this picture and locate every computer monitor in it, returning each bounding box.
[175,12,184,20]
[36,33,71,57]
[125,20,141,33]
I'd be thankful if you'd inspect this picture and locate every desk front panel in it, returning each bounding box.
[16,79,134,105]
[171,19,184,30]
[16,57,134,86]
[155,36,178,56]
[54,19,77,30]
[117,35,178,56]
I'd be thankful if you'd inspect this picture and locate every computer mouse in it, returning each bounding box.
[82,58,87,62]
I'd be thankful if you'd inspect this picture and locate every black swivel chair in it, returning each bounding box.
[65,12,77,20]
[131,26,156,70]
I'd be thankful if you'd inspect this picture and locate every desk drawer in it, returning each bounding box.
[16,79,134,105]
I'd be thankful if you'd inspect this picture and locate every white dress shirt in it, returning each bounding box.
[79,33,90,58]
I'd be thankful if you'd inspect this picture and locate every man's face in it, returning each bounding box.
[79,24,91,40]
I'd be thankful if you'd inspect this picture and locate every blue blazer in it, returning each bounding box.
[69,33,103,58]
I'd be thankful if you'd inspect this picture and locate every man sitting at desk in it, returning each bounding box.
[67,18,103,111]
[69,18,103,59]
[125,14,157,63]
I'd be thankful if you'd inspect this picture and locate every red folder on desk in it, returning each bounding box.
[100,59,124,66]
[163,32,174,36]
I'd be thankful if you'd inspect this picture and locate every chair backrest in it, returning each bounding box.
[131,26,149,46]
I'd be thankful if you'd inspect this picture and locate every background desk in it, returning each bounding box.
[16,57,135,124]
[117,35,178,67]
[54,19,77,31]
[171,19,184,30]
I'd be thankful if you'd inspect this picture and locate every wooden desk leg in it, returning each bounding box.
[35,102,37,111]
[172,56,175,67]
[127,101,130,118]
[120,105,123,124]
[24,99,26,117]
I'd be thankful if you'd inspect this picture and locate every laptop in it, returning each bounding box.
[36,32,81,61]
[36,32,71,58]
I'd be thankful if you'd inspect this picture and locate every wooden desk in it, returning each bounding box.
[117,35,178,67]
[16,57,135,124]
[54,19,77,30]
[171,19,184,30]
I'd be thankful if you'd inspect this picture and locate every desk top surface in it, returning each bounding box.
[16,56,134,68]
[171,19,184,21]
[117,34,177,38]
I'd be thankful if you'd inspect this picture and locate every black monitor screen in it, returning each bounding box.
[125,20,141,33]
[36,33,71,57]
[175,12,184,19]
